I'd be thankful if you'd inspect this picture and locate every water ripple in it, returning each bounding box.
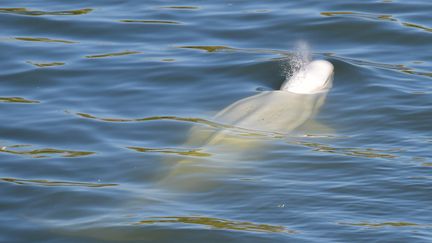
[339,221,430,228]
[127,146,211,157]
[321,11,431,33]
[0,7,93,16]
[85,51,141,59]
[0,97,40,104]
[159,6,200,10]
[72,111,283,139]
[179,46,235,53]
[73,111,229,129]
[136,216,296,234]
[1,0,431,241]
[0,145,95,158]
[328,54,432,79]
[26,61,65,68]
[1,177,117,188]
[14,37,76,44]
[295,141,399,159]
[119,20,181,25]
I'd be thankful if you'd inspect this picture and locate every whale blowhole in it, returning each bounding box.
[281,43,334,94]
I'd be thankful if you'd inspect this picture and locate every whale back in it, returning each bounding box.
[185,60,334,147]
[213,91,327,134]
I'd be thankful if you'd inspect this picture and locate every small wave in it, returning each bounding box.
[72,111,283,139]
[328,54,432,79]
[119,19,181,24]
[0,7,92,16]
[85,51,141,59]
[339,221,429,228]
[161,58,176,62]
[72,111,228,128]
[401,22,432,33]
[0,97,40,104]
[1,177,117,188]
[295,141,398,159]
[127,146,211,157]
[14,37,76,44]
[27,61,65,68]
[321,11,431,33]
[178,45,234,53]
[136,216,296,234]
[321,11,396,22]
[0,145,95,158]
[177,45,293,59]
[159,6,200,10]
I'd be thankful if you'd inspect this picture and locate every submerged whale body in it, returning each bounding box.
[160,60,334,190]
[214,60,334,133]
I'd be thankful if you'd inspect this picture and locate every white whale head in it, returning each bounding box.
[280,60,334,94]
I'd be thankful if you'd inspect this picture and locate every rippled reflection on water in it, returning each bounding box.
[1,0,432,242]
[0,7,92,16]
[137,216,295,234]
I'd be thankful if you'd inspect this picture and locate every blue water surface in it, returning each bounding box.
[1,0,431,242]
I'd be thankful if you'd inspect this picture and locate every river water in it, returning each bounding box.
[1,0,431,242]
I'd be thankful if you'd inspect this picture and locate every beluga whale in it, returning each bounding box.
[158,55,334,191]
[213,59,334,134]
[181,59,334,149]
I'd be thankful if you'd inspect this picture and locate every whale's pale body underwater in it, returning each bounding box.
[159,60,334,190]
[186,60,334,146]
